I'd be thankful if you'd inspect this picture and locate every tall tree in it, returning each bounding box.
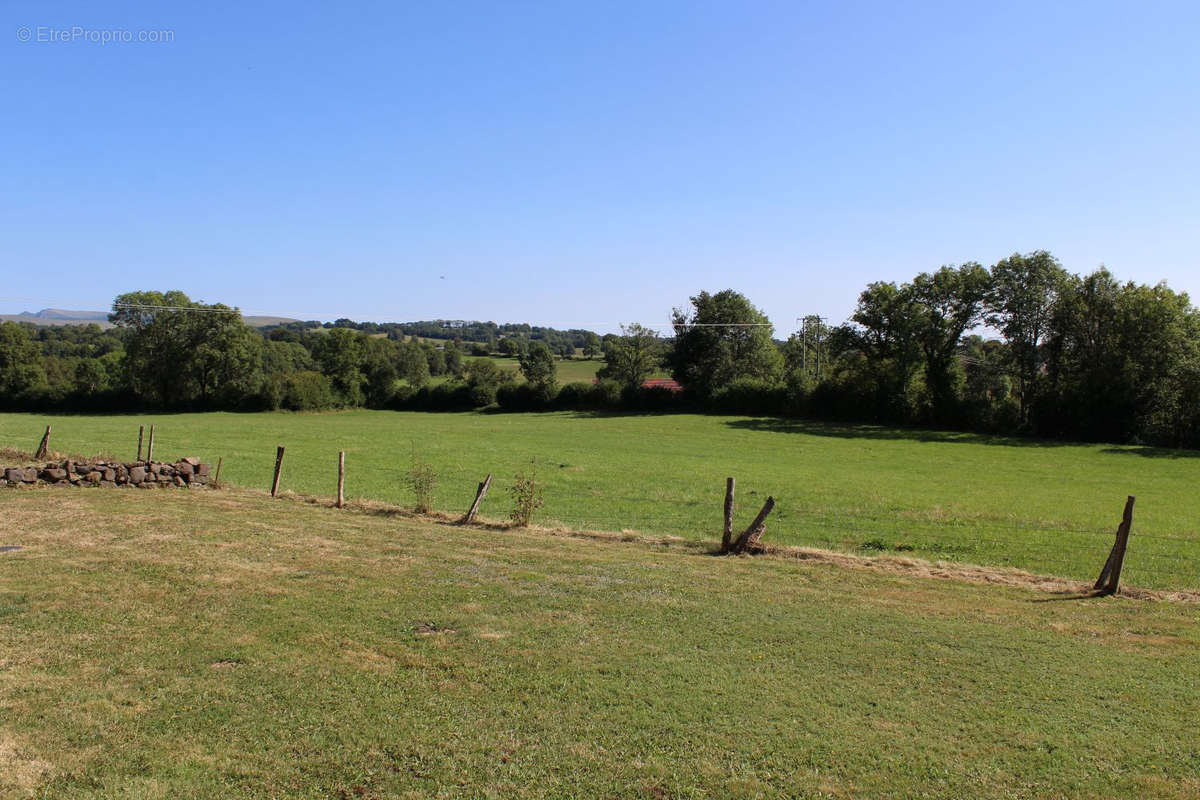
[109,290,257,406]
[519,340,557,391]
[987,251,1069,421]
[909,263,991,422]
[0,322,46,400]
[844,281,923,419]
[311,327,365,405]
[669,290,782,397]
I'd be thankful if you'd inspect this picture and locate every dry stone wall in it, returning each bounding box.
[3,458,211,489]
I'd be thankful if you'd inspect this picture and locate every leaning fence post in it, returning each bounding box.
[271,446,285,497]
[336,451,346,509]
[462,474,493,524]
[146,425,156,462]
[34,425,51,460]
[213,457,223,489]
[1094,496,1135,595]
[730,496,776,554]
[137,425,145,461]
[721,477,736,552]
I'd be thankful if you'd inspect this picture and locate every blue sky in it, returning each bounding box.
[4,1,1198,334]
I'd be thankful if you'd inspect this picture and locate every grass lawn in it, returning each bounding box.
[0,489,1197,798]
[0,411,1197,590]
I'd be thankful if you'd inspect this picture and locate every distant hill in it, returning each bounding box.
[0,309,297,329]
[0,309,113,328]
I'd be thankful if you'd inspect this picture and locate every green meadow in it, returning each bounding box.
[1,411,1198,590]
[1,489,1197,798]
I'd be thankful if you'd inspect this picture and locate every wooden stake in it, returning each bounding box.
[34,425,51,460]
[730,496,776,554]
[137,425,145,461]
[213,457,223,489]
[146,425,156,462]
[271,446,285,497]
[721,477,736,553]
[336,451,346,509]
[462,474,493,524]
[1094,496,1136,595]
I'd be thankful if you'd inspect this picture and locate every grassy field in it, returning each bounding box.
[448,356,621,385]
[0,489,1197,798]
[0,411,1197,590]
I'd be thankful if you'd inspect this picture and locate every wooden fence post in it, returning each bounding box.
[336,451,346,509]
[34,425,51,460]
[1094,495,1136,595]
[146,425,156,462]
[462,474,493,524]
[213,457,223,489]
[721,477,736,552]
[730,496,776,554]
[137,425,145,461]
[271,446,285,497]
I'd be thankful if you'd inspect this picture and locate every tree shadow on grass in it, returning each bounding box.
[1098,446,1200,459]
[721,418,1081,449]
[1029,590,1110,603]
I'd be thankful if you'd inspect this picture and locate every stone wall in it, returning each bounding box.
[3,458,212,489]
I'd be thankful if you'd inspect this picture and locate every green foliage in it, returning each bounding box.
[670,290,782,398]
[310,327,365,406]
[518,340,557,391]
[271,370,337,411]
[988,251,1070,421]
[508,458,545,527]
[909,262,992,424]
[109,290,262,407]
[498,337,524,357]
[597,323,660,388]
[443,341,464,375]
[0,322,48,401]
[581,331,602,359]
[462,357,509,406]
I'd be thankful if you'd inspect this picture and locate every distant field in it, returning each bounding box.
[1,411,1197,590]
[459,355,608,384]
[1,489,1197,798]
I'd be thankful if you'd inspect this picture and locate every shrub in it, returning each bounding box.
[553,381,593,409]
[709,378,786,416]
[406,449,437,513]
[276,371,336,411]
[497,382,555,411]
[508,458,544,527]
[590,379,623,409]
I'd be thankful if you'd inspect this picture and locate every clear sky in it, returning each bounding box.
[4,1,1198,334]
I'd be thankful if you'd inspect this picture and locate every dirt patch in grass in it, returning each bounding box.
[0,732,51,797]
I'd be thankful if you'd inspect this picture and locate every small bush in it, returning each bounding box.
[277,371,336,411]
[508,458,544,527]
[406,449,437,513]
[553,381,593,409]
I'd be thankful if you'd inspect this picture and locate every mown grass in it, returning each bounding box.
[0,411,1198,589]
[0,489,1197,798]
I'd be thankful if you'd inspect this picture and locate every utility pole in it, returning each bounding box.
[796,315,827,381]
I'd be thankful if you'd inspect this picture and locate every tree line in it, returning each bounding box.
[1,253,1197,448]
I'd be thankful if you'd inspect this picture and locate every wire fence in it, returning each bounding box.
[4,425,1198,593]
